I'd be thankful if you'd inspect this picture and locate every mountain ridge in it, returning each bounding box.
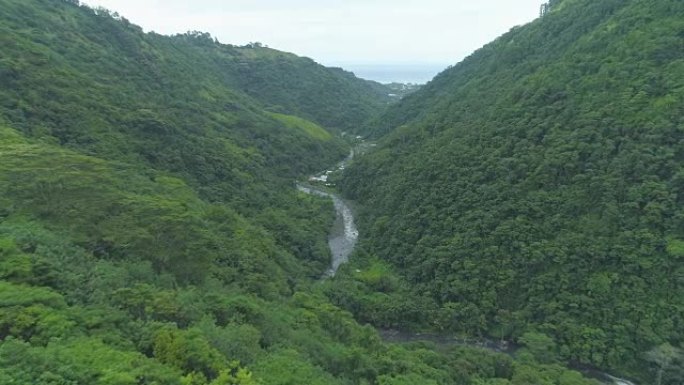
[340,0,684,382]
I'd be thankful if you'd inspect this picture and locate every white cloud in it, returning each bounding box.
[79,0,543,66]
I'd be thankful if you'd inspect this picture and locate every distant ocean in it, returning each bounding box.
[337,63,450,84]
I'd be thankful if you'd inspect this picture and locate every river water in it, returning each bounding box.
[296,184,358,277]
[297,149,359,277]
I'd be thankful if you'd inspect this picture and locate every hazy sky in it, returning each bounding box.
[79,0,543,67]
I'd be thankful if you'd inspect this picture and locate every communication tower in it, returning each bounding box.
[540,2,550,17]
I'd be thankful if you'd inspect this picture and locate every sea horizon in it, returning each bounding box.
[331,63,450,85]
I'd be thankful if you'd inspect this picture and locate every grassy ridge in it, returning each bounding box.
[268,112,333,141]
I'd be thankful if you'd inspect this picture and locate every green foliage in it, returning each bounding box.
[343,0,684,381]
[518,332,558,364]
[0,0,652,384]
[228,58,394,132]
[254,349,342,385]
[0,337,183,384]
[321,251,437,330]
[645,343,683,385]
[0,133,322,288]
[666,238,684,257]
[0,281,65,308]
[153,326,224,378]
[195,319,262,365]
[0,0,353,206]
[268,112,333,141]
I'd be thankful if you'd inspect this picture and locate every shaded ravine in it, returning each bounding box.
[379,329,637,385]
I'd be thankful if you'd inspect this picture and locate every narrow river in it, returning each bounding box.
[296,184,358,277]
[297,148,359,277]
[298,148,636,385]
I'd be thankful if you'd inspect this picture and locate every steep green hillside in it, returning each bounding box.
[0,0,394,184]
[0,1,608,384]
[226,49,394,132]
[0,0,357,277]
[342,0,684,382]
[0,2,338,200]
[0,97,600,385]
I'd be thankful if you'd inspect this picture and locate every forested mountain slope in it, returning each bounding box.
[0,0,346,382]
[0,0,349,197]
[342,0,684,382]
[224,48,393,132]
[0,1,609,384]
[0,0,391,174]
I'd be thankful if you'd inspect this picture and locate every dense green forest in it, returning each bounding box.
[0,0,613,384]
[341,0,684,383]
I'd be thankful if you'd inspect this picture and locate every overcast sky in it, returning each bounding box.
[79,0,543,67]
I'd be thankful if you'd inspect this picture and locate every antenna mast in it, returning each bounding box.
[540,2,550,17]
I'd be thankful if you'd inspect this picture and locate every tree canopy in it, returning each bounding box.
[341,0,684,383]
